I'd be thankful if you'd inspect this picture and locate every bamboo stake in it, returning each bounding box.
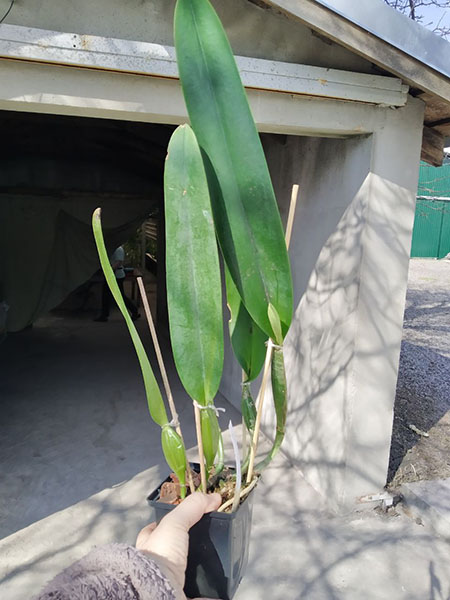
[194,404,208,492]
[245,184,299,483]
[285,184,299,251]
[246,340,273,483]
[137,277,195,494]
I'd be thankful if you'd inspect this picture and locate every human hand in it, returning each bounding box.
[136,492,221,600]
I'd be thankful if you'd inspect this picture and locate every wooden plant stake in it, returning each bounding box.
[137,276,195,494]
[246,184,299,484]
[285,184,299,251]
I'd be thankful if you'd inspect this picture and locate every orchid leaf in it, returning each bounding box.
[92,209,168,427]
[174,0,293,340]
[226,266,266,382]
[165,124,223,405]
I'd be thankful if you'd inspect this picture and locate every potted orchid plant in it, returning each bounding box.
[92,0,295,597]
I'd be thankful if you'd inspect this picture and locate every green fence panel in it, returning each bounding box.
[437,202,450,258]
[411,199,443,258]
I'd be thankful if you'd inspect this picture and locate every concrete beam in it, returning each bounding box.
[0,56,408,141]
[0,23,408,106]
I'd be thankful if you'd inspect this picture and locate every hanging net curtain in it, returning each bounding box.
[0,192,157,332]
[0,112,173,334]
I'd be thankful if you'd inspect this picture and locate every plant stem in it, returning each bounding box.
[255,345,287,472]
[241,370,248,456]
[215,429,225,477]
[246,340,274,483]
[137,276,195,495]
[241,416,247,460]
[228,420,242,513]
[194,403,207,491]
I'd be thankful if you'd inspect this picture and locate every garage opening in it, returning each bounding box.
[0,110,181,537]
[0,115,375,536]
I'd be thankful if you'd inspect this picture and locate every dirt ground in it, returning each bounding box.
[388,258,450,488]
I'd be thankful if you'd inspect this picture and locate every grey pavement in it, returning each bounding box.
[401,478,450,540]
[1,305,450,599]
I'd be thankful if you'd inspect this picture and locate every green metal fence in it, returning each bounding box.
[410,161,450,258]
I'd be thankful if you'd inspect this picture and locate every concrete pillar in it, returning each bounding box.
[221,98,424,512]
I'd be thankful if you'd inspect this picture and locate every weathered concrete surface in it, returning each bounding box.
[401,478,450,540]
[1,313,450,600]
[5,0,374,73]
[239,500,450,600]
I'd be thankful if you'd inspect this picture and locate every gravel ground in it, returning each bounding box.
[388,258,450,488]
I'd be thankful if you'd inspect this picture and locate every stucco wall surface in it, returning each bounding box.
[5,0,375,73]
[222,98,425,511]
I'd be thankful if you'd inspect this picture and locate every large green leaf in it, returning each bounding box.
[165,124,223,405]
[174,0,293,340]
[92,208,168,427]
[226,266,266,382]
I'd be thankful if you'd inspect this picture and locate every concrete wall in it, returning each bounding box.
[5,0,374,73]
[221,100,425,512]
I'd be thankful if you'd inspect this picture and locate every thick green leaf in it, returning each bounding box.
[92,208,168,427]
[165,124,223,405]
[226,266,266,382]
[174,0,293,340]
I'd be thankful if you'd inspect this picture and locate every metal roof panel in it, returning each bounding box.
[312,0,450,79]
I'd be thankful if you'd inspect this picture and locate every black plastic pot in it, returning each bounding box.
[147,466,254,600]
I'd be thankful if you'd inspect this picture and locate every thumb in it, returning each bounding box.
[142,492,221,591]
[155,492,221,534]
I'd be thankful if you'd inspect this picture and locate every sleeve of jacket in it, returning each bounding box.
[33,543,179,600]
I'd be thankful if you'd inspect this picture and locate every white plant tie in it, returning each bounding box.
[192,400,226,418]
[168,417,180,429]
[266,339,283,350]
